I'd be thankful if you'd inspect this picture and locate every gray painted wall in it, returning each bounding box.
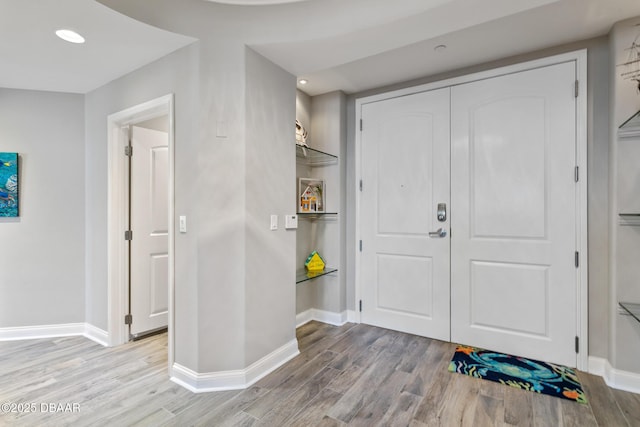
[0,89,85,327]
[86,2,298,373]
[245,48,297,366]
[346,37,612,360]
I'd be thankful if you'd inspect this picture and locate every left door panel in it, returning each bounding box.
[360,88,451,341]
[130,126,169,336]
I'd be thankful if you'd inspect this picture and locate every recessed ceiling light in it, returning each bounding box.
[55,29,85,44]
[434,44,447,52]
[298,79,308,85]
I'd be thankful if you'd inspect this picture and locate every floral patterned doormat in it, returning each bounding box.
[448,345,587,403]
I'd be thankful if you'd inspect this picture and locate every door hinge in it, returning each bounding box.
[359,240,362,252]
[359,300,363,312]
[124,145,133,157]
[360,119,363,132]
[574,80,579,98]
[575,251,579,268]
[125,314,133,325]
[575,166,579,182]
[359,180,363,192]
[575,336,579,353]
[125,230,133,241]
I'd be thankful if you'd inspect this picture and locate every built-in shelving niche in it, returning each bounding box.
[295,144,339,284]
[617,112,640,317]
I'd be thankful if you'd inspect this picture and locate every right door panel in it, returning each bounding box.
[450,62,578,367]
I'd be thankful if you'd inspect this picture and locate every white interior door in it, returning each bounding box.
[360,88,450,341]
[450,62,578,367]
[130,126,169,336]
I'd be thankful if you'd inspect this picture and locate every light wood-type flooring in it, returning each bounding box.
[1,321,639,426]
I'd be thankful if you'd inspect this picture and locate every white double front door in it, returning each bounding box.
[359,61,579,367]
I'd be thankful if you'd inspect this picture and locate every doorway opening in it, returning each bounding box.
[107,95,175,366]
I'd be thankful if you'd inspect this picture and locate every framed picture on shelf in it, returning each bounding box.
[298,178,325,213]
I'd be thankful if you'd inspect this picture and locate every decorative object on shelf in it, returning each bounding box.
[304,250,325,272]
[0,152,18,217]
[617,27,640,93]
[299,178,324,213]
[295,119,309,147]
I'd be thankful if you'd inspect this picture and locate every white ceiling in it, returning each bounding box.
[1,0,640,95]
[0,0,195,93]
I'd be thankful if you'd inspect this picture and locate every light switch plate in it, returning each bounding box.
[285,214,298,229]
[270,215,278,231]
[179,216,187,233]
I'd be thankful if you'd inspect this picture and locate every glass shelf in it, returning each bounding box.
[619,110,640,138]
[296,267,338,284]
[296,145,338,167]
[620,302,640,324]
[297,212,338,220]
[618,213,640,226]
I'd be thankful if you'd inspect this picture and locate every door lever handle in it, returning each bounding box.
[429,228,447,238]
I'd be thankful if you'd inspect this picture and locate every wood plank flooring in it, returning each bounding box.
[0,321,638,426]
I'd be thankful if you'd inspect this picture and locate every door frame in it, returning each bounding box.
[354,50,588,370]
[107,94,175,363]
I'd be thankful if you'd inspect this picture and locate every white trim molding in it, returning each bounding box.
[0,323,85,341]
[0,323,109,347]
[84,324,110,347]
[296,309,351,328]
[170,339,300,393]
[589,356,640,395]
[106,94,175,369]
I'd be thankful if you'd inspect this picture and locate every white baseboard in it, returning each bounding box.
[84,324,109,347]
[296,309,314,328]
[0,323,86,341]
[589,356,640,394]
[296,309,352,327]
[0,322,109,347]
[170,339,300,393]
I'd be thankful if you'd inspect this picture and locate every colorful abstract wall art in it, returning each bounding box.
[0,153,18,217]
